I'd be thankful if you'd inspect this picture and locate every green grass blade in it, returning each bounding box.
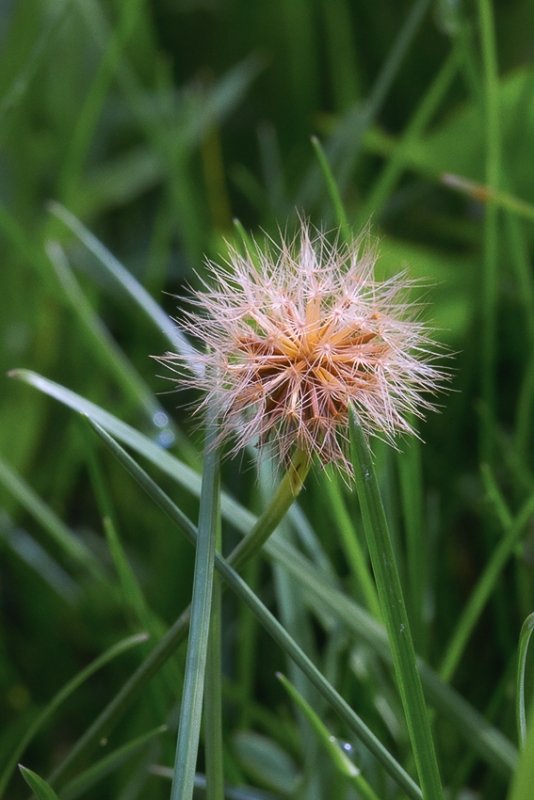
[46,202,198,365]
[19,766,61,800]
[508,690,534,800]
[397,440,426,650]
[8,369,206,508]
[440,471,534,683]
[170,419,220,800]
[0,633,147,796]
[299,0,432,205]
[268,528,517,774]
[61,725,167,800]
[310,135,350,239]
[0,455,100,576]
[203,535,224,800]
[358,46,460,226]
[350,412,444,800]
[45,240,161,420]
[323,470,381,618]
[516,613,534,749]
[276,672,381,800]
[477,0,502,460]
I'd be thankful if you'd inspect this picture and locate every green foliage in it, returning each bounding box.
[2,1,534,799]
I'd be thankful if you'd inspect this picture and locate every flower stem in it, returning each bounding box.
[349,411,444,800]
[228,449,311,571]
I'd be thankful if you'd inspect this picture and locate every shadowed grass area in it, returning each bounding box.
[1,1,534,798]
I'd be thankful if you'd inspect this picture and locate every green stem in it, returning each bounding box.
[478,0,501,462]
[170,420,220,800]
[204,520,224,800]
[516,613,534,749]
[228,449,311,571]
[350,412,443,800]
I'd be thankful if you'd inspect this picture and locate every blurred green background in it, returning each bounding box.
[1,0,534,798]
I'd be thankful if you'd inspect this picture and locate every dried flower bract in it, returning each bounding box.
[160,222,446,473]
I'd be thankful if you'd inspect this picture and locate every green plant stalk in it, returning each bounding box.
[170,419,220,800]
[478,0,501,462]
[350,412,444,800]
[228,448,310,571]
[323,473,381,618]
[508,688,534,800]
[516,613,534,749]
[204,519,224,800]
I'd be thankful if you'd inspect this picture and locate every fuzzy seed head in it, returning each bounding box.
[160,223,447,474]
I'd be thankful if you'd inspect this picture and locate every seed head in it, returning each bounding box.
[160,222,447,474]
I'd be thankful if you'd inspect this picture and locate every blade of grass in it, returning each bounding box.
[0,455,101,578]
[350,412,444,800]
[517,613,534,749]
[45,240,162,421]
[357,46,460,226]
[273,530,517,775]
[397,439,426,651]
[439,470,534,683]
[46,203,199,366]
[477,0,501,462]
[204,521,224,800]
[310,136,350,239]
[170,416,220,800]
[299,0,432,205]
[19,767,60,800]
[508,689,534,800]
[276,672,381,800]
[0,633,147,796]
[61,725,167,800]
[322,471,380,618]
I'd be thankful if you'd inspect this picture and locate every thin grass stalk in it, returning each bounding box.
[170,417,220,800]
[349,411,444,800]
[477,0,501,462]
[203,519,224,800]
[516,613,534,749]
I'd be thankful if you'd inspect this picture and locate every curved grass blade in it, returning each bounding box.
[8,369,206,510]
[517,613,534,749]
[45,240,161,420]
[508,690,534,800]
[310,135,350,240]
[276,672,380,800]
[47,202,199,368]
[19,767,60,800]
[0,455,101,578]
[61,725,167,800]
[440,470,534,683]
[0,633,148,796]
